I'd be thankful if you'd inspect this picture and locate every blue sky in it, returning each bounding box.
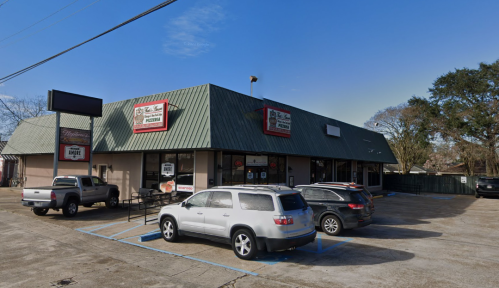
[1,0,498,128]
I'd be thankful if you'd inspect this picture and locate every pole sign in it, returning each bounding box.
[263,105,291,138]
[58,128,91,162]
[133,99,168,133]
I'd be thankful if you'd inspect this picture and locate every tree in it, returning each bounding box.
[421,60,499,176]
[423,141,457,173]
[0,95,49,140]
[365,103,432,174]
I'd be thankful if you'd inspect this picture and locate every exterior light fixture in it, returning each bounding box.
[250,76,258,97]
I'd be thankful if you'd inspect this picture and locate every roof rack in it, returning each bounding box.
[211,185,292,192]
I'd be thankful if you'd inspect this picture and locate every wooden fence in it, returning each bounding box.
[383,174,478,195]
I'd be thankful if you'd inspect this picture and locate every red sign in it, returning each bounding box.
[133,99,168,133]
[234,160,243,167]
[58,144,90,162]
[263,105,291,138]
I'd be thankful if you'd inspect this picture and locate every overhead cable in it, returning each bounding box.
[0,0,11,9]
[0,0,81,44]
[0,0,178,85]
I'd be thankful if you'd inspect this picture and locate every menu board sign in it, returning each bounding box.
[133,99,168,133]
[263,105,291,138]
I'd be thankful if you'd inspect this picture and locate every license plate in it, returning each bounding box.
[487,185,493,189]
[34,202,44,207]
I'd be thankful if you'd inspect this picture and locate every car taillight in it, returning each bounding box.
[51,191,56,201]
[476,184,479,189]
[21,191,24,200]
[348,203,364,209]
[274,215,294,225]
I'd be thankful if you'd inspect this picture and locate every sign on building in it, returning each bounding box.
[58,127,91,162]
[263,105,291,138]
[133,99,168,133]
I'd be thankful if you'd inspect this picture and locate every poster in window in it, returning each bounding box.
[263,105,291,138]
[160,181,175,193]
[261,172,267,179]
[162,163,174,176]
[247,172,254,180]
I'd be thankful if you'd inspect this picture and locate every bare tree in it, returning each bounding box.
[0,95,49,140]
[365,103,432,174]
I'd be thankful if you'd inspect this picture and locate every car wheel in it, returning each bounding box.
[105,193,119,208]
[232,229,257,260]
[82,203,94,207]
[475,192,481,199]
[322,215,342,236]
[33,208,49,216]
[63,199,78,217]
[160,217,178,242]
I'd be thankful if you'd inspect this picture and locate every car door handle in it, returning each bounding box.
[197,212,203,215]
[223,214,230,217]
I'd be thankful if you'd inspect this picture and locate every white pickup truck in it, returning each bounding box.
[21,175,120,217]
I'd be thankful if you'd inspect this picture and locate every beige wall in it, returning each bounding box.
[194,151,215,192]
[24,153,141,200]
[288,156,310,186]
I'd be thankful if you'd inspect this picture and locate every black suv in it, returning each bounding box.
[294,185,372,236]
[475,177,499,198]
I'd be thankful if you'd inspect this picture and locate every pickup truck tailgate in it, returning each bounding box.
[23,186,73,201]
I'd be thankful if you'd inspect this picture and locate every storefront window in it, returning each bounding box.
[310,159,332,184]
[143,152,194,193]
[368,163,381,186]
[222,154,232,186]
[160,153,176,192]
[269,156,279,184]
[222,154,285,185]
[145,153,160,190]
[337,161,351,182]
[232,155,245,185]
[357,162,364,185]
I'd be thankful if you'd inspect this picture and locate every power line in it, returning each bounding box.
[0,0,179,85]
[0,0,11,9]
[0,0,102,49]
[0,0,80,44]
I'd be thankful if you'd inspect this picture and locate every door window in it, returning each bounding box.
[81,177,93,187]
[186,192,210,207]
[92,177,105,186]
[209,191,233,208]
[99,165,107,182]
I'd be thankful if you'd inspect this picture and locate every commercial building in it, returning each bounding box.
[3,84,397,199]
[0,141,18,186]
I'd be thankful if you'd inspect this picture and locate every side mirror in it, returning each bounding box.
[181,201,186,207]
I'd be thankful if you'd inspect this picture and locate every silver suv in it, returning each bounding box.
[157,186,316,260]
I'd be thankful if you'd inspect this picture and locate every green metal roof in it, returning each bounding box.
[3,84,396,164]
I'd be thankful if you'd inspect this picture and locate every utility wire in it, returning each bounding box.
[0,0,179,85]
[0,0,80,44]
[0,0,11,9]
[0,0,101,49]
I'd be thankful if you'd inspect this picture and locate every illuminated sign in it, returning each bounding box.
[133,99,168,133]
[263,105,291,138]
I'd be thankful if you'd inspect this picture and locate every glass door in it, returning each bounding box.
[245,167,268,184]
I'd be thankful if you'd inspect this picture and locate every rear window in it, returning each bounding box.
[349,191,367,204]
[279,193,308,211]
[480,178,499,184]
[53,178,77,186]
[239,193,275,211]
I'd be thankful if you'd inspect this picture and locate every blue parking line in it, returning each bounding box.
[87,221,128,232]
[109,223,144,238]
[118,237,259,276]
[75,228,116,240]
[297,234,352,254]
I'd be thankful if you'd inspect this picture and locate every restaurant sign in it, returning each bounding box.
[58,127,91,162]
[133,99,168,133]
[263,105,291,138]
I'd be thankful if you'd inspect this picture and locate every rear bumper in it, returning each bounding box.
[344,217,372,229]
[22,200,57,208]
[476,189,499,196]
[261,230,316,252]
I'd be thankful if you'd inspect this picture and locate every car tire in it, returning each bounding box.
[33,208,49,216]
[82,203,94,207]
[475,192,481,199]
[105,193,119,209]
[63,199,78,217]
[232,229,257,260]
[321,215,342,236]
[160,217,178,242]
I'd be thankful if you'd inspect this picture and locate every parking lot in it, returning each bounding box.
[1,188,499,287]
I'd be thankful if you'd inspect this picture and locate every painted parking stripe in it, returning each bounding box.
[119,237,259,276]
[296,234,353,254]
[109,223,144,238]
[87,221,128,232]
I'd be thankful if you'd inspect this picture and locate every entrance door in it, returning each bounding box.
[245,167,268,184]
